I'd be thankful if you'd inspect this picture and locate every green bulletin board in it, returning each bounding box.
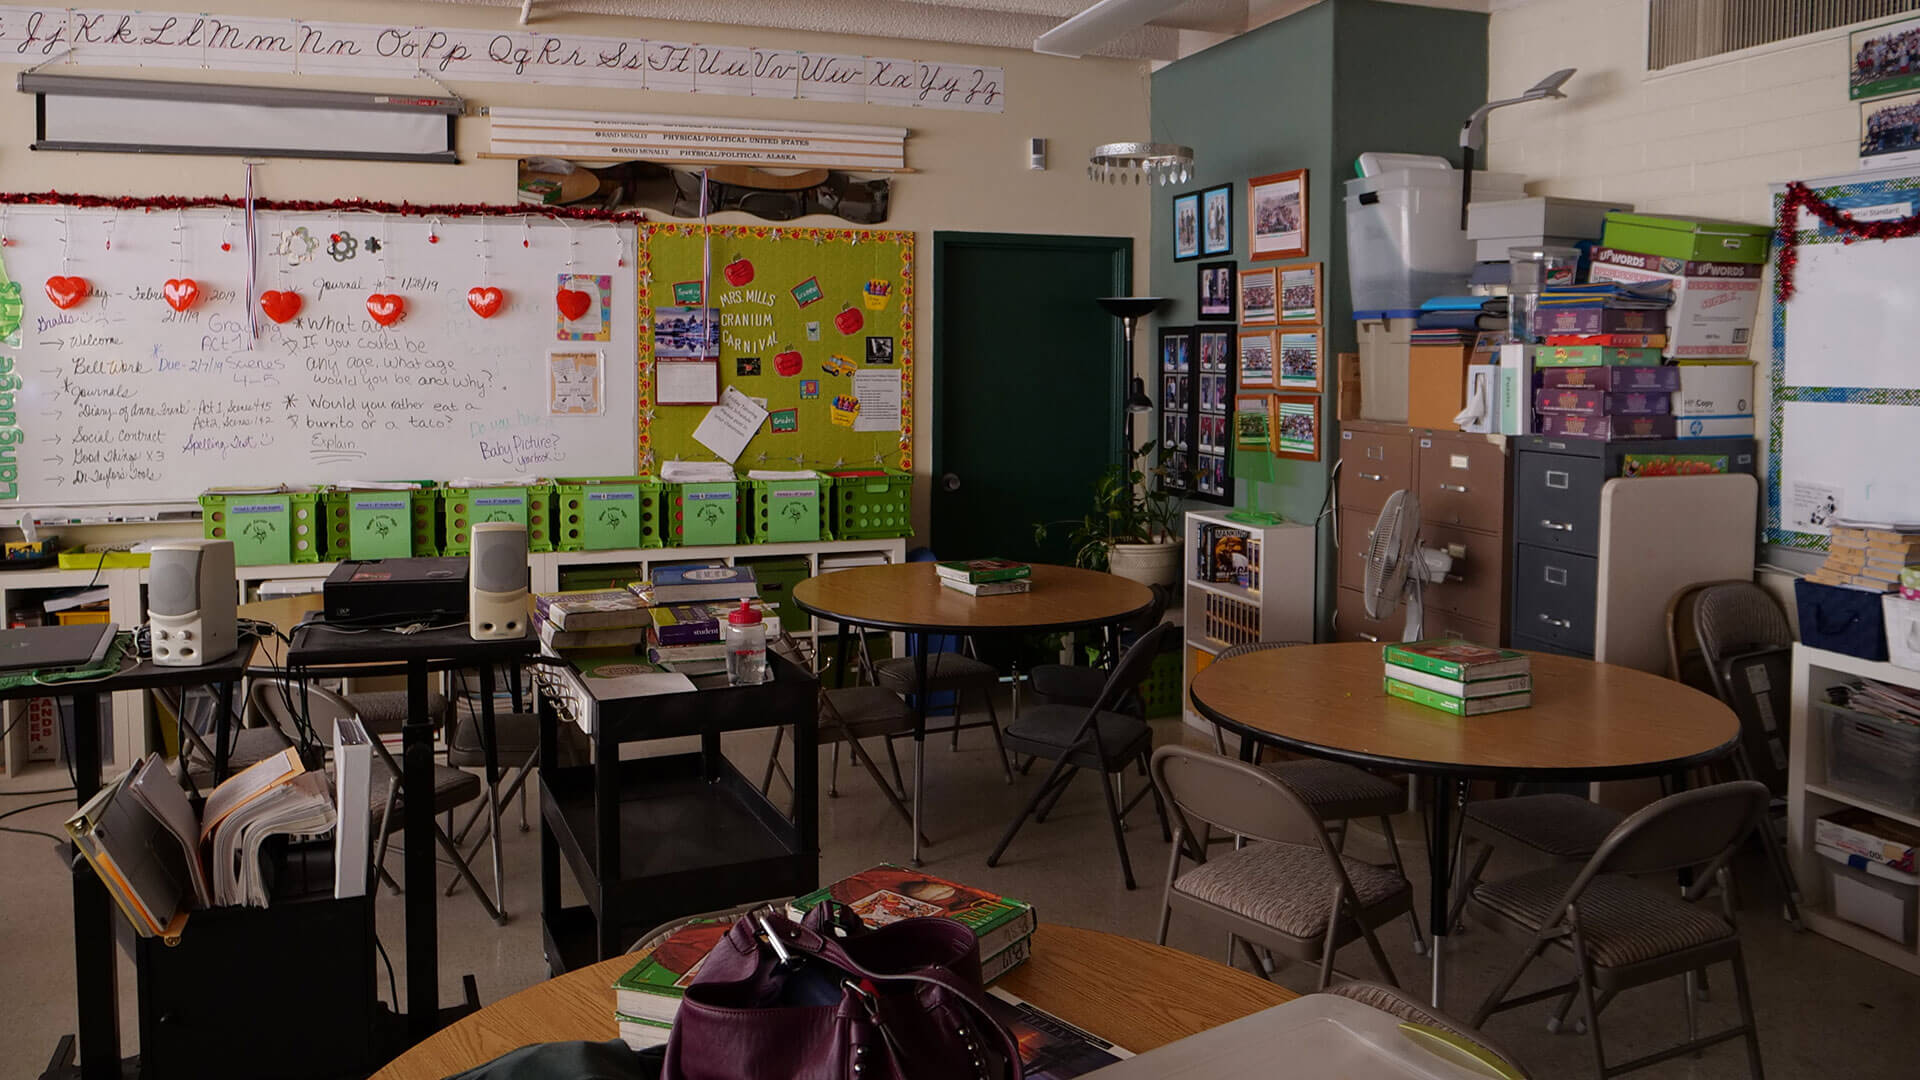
[637,223,914,474]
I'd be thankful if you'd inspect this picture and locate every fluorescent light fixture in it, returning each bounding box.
[1035,0,1187,58]
[21,73,461,163]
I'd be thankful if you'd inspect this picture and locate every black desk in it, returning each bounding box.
[11,636,251,1080]
[285,621,536,1045]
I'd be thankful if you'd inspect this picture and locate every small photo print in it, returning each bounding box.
[1174,192,1201,261]
[652,305,720,358]
[1239,267,1278,326]
[736,356,762,376]
[866,335,896,364]
[1201,184,1232,256]
[1198,261,1236,320]
[1279,263,1322,323]
[1278,329,1322,390]
[1239,329,1275,388]
[1273,394,1320,459]
[1163,374,1182,411]
[1162,333,1191,373]
[1198,329,1231,374]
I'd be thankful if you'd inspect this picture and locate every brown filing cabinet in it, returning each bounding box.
[1333,420,1512,645]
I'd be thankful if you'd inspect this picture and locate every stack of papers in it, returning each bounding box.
[659,461,737,483]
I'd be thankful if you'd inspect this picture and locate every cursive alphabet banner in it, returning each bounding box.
[0,7,1007,112]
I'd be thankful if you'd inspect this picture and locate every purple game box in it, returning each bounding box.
[1536,413,1678,440]
[1536,308,1669,335]
[1534,388,1674,417]
[1537,365,1682,392]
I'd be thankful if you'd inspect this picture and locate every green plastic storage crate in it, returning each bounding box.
[199,488,322,566]
[745,477,832,544]
[667,481,741,547]
[827,469,913,540]
[441,484,554,555]
[320,486,437,560]
[554,478,664,551]
[1137,648,1183,719]
[741,555,812,631]
[557,563,643,592]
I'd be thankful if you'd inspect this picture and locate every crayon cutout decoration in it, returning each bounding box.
[162,278,201,312]
[260,289,303,323]
[862,278,892,311]
[366,293,406,327]
[44,275,89,310]
[467,286,505,318]
[830,394,861,428]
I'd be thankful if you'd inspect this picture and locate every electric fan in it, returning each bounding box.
[1361,490,1460,641]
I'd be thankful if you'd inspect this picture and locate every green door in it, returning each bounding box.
[934,233,1130,563]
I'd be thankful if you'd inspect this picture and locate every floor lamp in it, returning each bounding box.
[1097,296,1165,468]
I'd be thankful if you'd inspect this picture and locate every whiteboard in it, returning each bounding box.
[1766,167,1920,552]
[0,207,636,507]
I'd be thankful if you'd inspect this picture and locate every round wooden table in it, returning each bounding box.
[793,563,1154,865]
[369,924,1295,1080]
[1189,641,1740,1006]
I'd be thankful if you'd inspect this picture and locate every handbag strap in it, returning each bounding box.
[758,914,1025,1080]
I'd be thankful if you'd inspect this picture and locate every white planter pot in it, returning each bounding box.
[1108,540,1182,590]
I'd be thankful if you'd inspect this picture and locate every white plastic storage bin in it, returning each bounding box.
[1883,594,1920,672]
[1467,196,1633,242]
[1819,844,1918,944]
[1820,700,1920,815]
[1355,315,1414,424]
[1345,168,1525,313]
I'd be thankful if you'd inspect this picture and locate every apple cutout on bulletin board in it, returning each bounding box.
[774,346,803,377]
[723,255,755,287]
[162,278,201,312]
[367,293,406,327]
[260,290,302,323]
[556,286,592,321]
[44,276,89,310]
[467,286,504,318]
[834,304,864,335]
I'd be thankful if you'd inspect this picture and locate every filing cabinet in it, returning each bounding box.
[1508,434,1756,658]
[1334,421,1513,645]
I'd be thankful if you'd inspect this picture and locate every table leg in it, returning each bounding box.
[212,679,236,782]
[477,663,505,918]
[403,659,439,1042]
[1424,774,1458,1009]
[67,691,121,1080]
[912,633,928,869]
[593,708,619,960]
[1237,733,1255,763]
[831,622,852,689]
[537,693,562,976]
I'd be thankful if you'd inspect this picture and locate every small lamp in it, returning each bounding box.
[1458,69,1575,227]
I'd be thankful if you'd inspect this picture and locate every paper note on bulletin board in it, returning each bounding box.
[637,223,914,474]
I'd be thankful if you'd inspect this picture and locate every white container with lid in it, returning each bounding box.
[724,599,768,685]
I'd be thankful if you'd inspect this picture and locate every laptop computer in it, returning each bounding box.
[0,623,120,675]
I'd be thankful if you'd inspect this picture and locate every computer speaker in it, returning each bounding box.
[149,539,238,666]
[469,522,528,640]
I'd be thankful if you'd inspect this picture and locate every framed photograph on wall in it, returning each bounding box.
[1233,393,1271,450]
[1197,261,1236,320]
[1238,266,1278,326]
[1277,327,1322,391]
[1201,184,1233,256]
[1851,14,1920,101]
[1196,327,1234,377]
[1248,170,1308,261]
[1238,328,1276,388]
[1173,191,1202,261]
[1270,394,1321,460]
[1278,262,1323,324]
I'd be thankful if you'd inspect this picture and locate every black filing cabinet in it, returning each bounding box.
[1509,435,1756,658]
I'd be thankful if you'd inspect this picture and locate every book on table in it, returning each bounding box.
[613,916,734,1025]
[533,588,653,632]
[935,558,1033,585]
[786,863,1037,979]
[536,620,650,651]
[650,600,781,645]
[983,987,1133,1078]
[940,578,1034,597]
[1382,664,1532,700]
[1385,676,1531,716]
[1381,639,1530,681]
[643,565,759,603]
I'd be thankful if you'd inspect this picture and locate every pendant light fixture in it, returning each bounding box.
[1087,141,1194,186]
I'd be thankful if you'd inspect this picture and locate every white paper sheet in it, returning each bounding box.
[657,359,720,405]
[692,387,770,463]
[851,369,902,432]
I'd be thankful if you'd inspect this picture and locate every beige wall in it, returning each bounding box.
[0,0,1151,539]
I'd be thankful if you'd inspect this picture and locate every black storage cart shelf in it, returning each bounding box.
[537,651,819,974]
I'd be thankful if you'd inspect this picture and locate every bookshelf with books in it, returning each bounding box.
[1180,511,1316,729]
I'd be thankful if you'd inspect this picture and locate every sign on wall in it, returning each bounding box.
[0,8,1006,113]
[487,107,908,170]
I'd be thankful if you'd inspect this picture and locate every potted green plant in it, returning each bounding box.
[1035,443,1183,588]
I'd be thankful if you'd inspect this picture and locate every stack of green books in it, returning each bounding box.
[786,863,1036,982]
[610,916,735,1050]
[1383,639,1532,716]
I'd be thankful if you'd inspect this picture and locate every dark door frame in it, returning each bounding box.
[931,232,1134,491]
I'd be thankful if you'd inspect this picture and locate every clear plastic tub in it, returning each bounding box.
[1345,168,1525,313]
[1509,244,1581,343]
[1822,701,1920,815]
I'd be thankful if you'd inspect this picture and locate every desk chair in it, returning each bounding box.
[987,623,1175,889]
[1469,782,1769,1080]
[1149,745,1408,990]
[245,677,504,924]
[872,637,1014,784]
[1325,982,1531,1079]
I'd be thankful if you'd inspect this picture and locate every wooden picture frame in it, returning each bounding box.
[1201,183,1233,256]
[1237,327,1276,388]
[1269,393,1321,460]
[1277,327,1322,391]
[1248,169,1308,261]
[1233,393,1271,450]
[1173,191,1202,262]
[1197,261,1236,321]
[1238,266,1278,327]
[1277,262,1323,325]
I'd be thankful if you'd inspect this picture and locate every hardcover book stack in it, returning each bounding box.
[1382,639,1532,716]
[1806,522,1920,592]
[1195,523,1259,591]
[644,599,781,675]
[534,587,653,654]
[936,558,1033,597]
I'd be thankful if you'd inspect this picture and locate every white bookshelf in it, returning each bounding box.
[1786,643,1920,975]
[1180,511,1316,729]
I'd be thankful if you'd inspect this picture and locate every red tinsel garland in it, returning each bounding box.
[1776,180,1920,302]
[0,190,650,223]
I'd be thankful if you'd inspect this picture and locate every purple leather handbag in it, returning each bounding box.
[661,908,1024,1080]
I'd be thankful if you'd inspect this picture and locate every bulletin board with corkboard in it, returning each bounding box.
[636,223,915,474]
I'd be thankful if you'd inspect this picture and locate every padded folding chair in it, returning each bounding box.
[1469,781,1770,1080]
[1325,982,1531,1079]
[1024,583,1172,712]
[986,623,1176,889]
[1447,794,1625,947]
[873,636,1014,783]
[1150,745,1409,990]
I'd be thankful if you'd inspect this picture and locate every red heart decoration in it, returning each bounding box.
[467,286,504,319]
[260,290,302,324]
[367,293,405,327]
[162,278,200,312]
[556,287,592,321]
[45,276,89,310]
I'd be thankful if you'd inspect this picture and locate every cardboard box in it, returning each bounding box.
[1336,351,1362,422]
[1818,809,1920,875]
[1537,413,1677,440]
[1469,196,1633,241]
[1674,362,1754,417]
[1534,387,1672,416]
[1600,211,1773,265]
[1590,247,1762,359]
[1408,343,1472,430]
[1356,316,1414,424]
[1675,415,1755,438]
[1536,307,1667,336]
[1821,847,1918,945]
[1538,365,1681,392]
[1533,345,1664,368]
[1498,343,1531,436]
